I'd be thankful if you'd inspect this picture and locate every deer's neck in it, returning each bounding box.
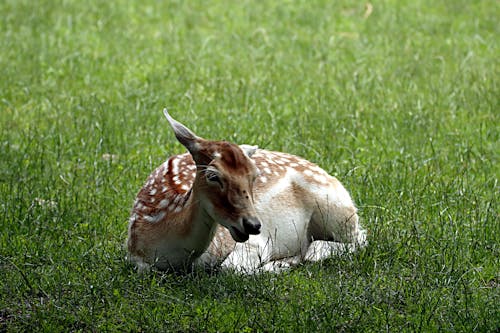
[176,180,218,260]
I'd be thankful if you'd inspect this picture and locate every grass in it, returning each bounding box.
[1,0,498,331]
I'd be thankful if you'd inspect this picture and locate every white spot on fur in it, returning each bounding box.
[158,199,169,208]
[311,165,324,173]
[304,169,313,177]
[263,167,271,174]
[171,157,180,175]
[144,211,166,224]
[313,174,327,184]
[149,188,157,196]
[260,176,268,183]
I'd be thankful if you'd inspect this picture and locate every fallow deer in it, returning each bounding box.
[127,109,366,273]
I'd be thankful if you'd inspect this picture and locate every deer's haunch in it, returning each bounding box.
[127,110,367,273]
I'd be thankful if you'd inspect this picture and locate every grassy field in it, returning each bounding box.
[1,0,498,331]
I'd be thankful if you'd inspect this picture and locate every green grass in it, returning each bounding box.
[1,0,498,331]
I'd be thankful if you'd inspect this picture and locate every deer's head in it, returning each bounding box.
[163,109,261,242]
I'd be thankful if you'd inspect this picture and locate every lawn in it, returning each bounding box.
[1,0,498,331]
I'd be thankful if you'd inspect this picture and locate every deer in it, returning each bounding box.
[126,109,367,273]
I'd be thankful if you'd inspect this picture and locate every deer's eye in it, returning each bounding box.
[206,172,223,188]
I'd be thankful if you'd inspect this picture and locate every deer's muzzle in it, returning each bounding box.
[228,216,261,243]
[242,216,261,235]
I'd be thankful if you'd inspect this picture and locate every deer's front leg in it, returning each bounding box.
[221,241,271,273]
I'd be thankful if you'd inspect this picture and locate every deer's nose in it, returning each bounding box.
[242,216,261,235]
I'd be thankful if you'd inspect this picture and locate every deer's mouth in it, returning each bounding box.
[229,226,250,242]
[228,216,261,242]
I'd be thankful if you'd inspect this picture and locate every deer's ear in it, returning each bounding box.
[240,144,258,158]
[163,109,201,153]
